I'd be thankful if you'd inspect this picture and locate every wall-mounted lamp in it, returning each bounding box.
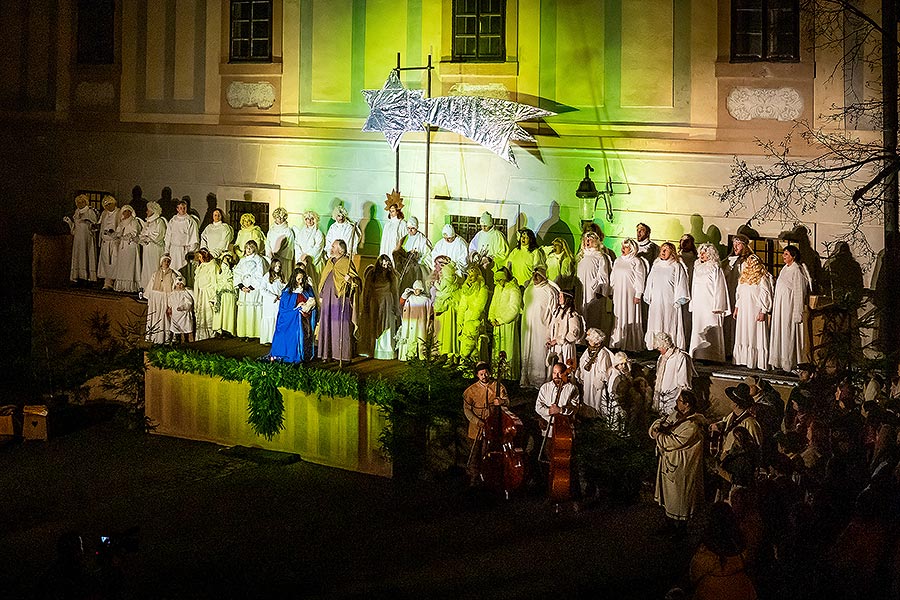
[575,163,614,223]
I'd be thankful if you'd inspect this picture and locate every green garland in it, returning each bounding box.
[147,347,360,440]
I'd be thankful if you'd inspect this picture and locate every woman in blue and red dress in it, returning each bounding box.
[269,266,318,363]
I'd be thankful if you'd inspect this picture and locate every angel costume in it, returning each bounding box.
[769,262,811,372]
[293,221,325,287]
[644,258,690,350]
[168,287,195,336]
[139,203,167,290]
[212,259,237,336]
[266,216,295,276]
[488,279,523,381]
[193,260,218,341]
[397,285,433,361]
[259,273,286,345]
[733,267,774,371]
[113,207,142,292]
[145,258,175,344]
[233,251,266,338]
[432,264,460,359]
[164,212,199,272]
[609,252,647,352]
[201,221,234,258]
[380,215,407,265]
[520,279,559,388]
[547,303,585,375]
[97,200,120,288]
[689,258,731,362]
[235,221,266,257]
[576,247,611,331]
[67,202,98,282]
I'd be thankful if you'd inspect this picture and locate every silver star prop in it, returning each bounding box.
[362,72,555,167]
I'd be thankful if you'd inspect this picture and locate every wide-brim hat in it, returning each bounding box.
[796,362,816,374]
[725,383,754,408]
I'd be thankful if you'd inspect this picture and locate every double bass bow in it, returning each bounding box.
[477,352,527,499]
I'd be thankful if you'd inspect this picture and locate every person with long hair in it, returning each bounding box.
[259,258,286,345]
[547,289,584,374]
[213,253,237,337]
[507,228,545,287]
[379,195,406,265]
[644,241,690,350]
[97,195,120,290]
[723,234,753,358]
[270,267,318,363]
[609,238,647,352]
[432,262,460,361]
[193,248,217,341]
[145,255,176,344]
[139,201,166,291]
[544,237,574,285]
[234,213,266,257]
[769,245,812,372]
[732,254,774,370]
[361,254,401,359]
[689,242,731,362]
[521,267,559,388]
[266,207,295,276]
[457,266,490,362]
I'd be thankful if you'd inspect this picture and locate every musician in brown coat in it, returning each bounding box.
[463,362,509,440]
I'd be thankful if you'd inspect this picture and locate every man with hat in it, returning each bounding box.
[431,224,469,275]
[652,332,696,414]
[745,375,784,464]
[722,233,752,358]
[710,383,763,461]
[463,362,509,441]
[468,211,509,266]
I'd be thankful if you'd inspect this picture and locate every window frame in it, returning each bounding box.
[451,0,507,63]
[448,214,508,245]
[730,0,800,63]
[229,0,274,63]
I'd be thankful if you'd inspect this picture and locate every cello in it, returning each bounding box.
[543,359,576,503]
[478,352,527,499]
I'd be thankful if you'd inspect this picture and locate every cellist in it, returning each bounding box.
[535,362,580,435]
[463,362,509,443]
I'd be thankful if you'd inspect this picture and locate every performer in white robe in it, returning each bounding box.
[233,240,267,339]
[193,250,218,341]
[432,263,460,361]
[722,234,752,358]
[139,201,167,291]
[200,208,234,258]
[644,243,691,350]
[168,277,195,342]
[397,280,433,361]
[652,332,695,414]
[488,267,523,381]
[535,362,581,432]
[145,255,175,344]
[576,231,611,332]
[380,199,407,266]
[431,224,469,276]
[259,259,286,345]
[64,194,98,282]
[96,195,120,289]
[112,205,142,293]
[520,268,559,388]
[468,211,509,266]
[689,243,731,362]
[235,213,267,257]
[579,328,617,420]
[609,238,647,351]
[292,210,325,288]
[395,217,433,287]
[266,207,295,276]
[769,245,811,372]
[733,254,774,370]
[164,199,199,272]
[547,290,585,375]
[325,205,360,259]
[649,390,706,524]
[213,254,237,337]
[507,229,546,288]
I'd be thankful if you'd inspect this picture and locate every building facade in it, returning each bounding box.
[0,0,884,284]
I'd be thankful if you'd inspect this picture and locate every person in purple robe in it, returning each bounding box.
[317,239,361,363]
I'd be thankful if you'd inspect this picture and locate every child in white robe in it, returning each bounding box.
[168,277,195,343]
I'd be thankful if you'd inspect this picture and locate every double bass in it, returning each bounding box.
[542,359,576,503]
[478,352,527,499]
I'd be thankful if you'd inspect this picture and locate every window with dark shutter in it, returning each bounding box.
[731,0,799,63]
[230,0,273,63]
[452,0,506,62]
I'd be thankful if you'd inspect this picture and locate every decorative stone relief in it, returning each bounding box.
[73,81,116,108]
[447,82,509,100]
[726,87,803,122]
[226,81,276,110]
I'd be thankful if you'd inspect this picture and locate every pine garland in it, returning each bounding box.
[147,347,360,440]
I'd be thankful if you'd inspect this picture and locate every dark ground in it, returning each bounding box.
[0,405,699,600]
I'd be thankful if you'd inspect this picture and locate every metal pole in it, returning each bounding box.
[424,54,432,239]
[395,52,401,193]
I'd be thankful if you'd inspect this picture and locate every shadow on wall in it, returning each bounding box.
[689,214,726,260]
[360,201,381,256]
[535,200,576,253]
